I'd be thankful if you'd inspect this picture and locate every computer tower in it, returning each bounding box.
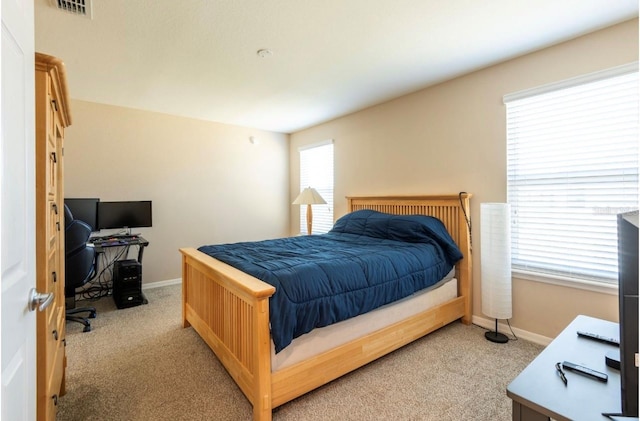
[113,259,143,309]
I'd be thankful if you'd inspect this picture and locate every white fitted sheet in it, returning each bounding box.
[271,276,458,371]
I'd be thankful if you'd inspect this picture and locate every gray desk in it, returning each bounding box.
[507,315,621,421]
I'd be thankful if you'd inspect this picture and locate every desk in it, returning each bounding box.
[507,315,622,420]
[90,235,149,263]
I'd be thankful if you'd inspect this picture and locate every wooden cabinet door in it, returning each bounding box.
[35,54,70,421]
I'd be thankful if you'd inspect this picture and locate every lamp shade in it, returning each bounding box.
[481,203,512,320]
[292,187,326,205]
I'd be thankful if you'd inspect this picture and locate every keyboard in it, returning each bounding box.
[110,235,138,241]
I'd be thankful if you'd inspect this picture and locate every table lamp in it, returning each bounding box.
[481,202,512,343]
[293,187,327,235]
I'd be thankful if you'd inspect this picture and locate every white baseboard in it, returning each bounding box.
[472,315,552,347]
[122,280,555,346]
[142,278,182,290]
[76,280,552,347]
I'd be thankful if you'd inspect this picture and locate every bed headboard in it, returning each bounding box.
[346,194,473,321]
[346,194,471,247]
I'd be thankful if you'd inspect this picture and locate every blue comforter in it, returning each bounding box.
[199,210,463,353]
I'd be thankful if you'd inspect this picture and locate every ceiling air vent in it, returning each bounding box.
[53,0,93,19]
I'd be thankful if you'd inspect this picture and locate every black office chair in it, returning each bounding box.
[64,204,97,332]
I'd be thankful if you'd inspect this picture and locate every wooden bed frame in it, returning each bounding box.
[180,194,472,420]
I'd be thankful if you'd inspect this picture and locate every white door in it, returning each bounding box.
[1,0,36,420]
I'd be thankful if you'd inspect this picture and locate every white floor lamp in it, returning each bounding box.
[481,203,512,344]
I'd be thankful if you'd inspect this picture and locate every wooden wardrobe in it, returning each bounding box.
[35,52,71,421]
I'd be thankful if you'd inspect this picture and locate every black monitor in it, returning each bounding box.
[64,198,99,232]
[97,201,152,230]
[617,210,639,417]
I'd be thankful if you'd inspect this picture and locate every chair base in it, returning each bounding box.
[66,306,97,332]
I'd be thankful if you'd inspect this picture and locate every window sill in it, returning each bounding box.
[512,269,618,296]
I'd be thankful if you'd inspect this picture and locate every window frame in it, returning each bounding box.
[298,140,334,235]
[504,62,639,293]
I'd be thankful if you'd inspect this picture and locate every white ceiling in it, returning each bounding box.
[34,0,638,134]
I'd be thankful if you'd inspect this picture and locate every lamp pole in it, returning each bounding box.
[306,204,313,235]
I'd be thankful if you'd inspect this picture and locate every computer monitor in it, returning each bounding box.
[617,210,639,417]
[97,201,152,230]
[64,198,99,232]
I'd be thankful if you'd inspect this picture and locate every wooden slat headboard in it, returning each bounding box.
[346,194,471,247]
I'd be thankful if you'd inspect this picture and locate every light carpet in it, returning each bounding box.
[58,284,542,420]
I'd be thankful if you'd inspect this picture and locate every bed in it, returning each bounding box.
[180,194,472,421]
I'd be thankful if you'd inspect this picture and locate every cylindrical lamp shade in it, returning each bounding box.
[481,203,512,320]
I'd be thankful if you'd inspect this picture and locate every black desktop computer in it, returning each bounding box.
[113,259,144,309]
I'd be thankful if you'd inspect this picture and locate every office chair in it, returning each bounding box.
[64,204,97,332]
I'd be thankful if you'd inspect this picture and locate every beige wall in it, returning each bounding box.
[289,19,638,339]
[64,100,290,284]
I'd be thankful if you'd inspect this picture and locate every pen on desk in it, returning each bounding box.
[555,362,568,386]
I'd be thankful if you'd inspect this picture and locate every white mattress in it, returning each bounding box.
[271,276,458,371]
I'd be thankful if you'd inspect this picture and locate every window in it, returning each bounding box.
[505,63,638,285]
[299,141,334,234]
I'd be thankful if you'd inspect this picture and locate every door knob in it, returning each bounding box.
[28,288,54,312]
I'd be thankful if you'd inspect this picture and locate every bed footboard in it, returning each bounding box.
[180,248,275,421]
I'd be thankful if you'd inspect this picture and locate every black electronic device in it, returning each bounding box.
[606,351,621,370]
[562,361,608,382]
[617,210,639,416]
[98,201,152,231]
[577,331,620,346]
[113,259,144,309]
[64,198,99,232]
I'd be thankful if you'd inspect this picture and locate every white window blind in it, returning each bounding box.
[505,65,639,284]
[299,141,334,234]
